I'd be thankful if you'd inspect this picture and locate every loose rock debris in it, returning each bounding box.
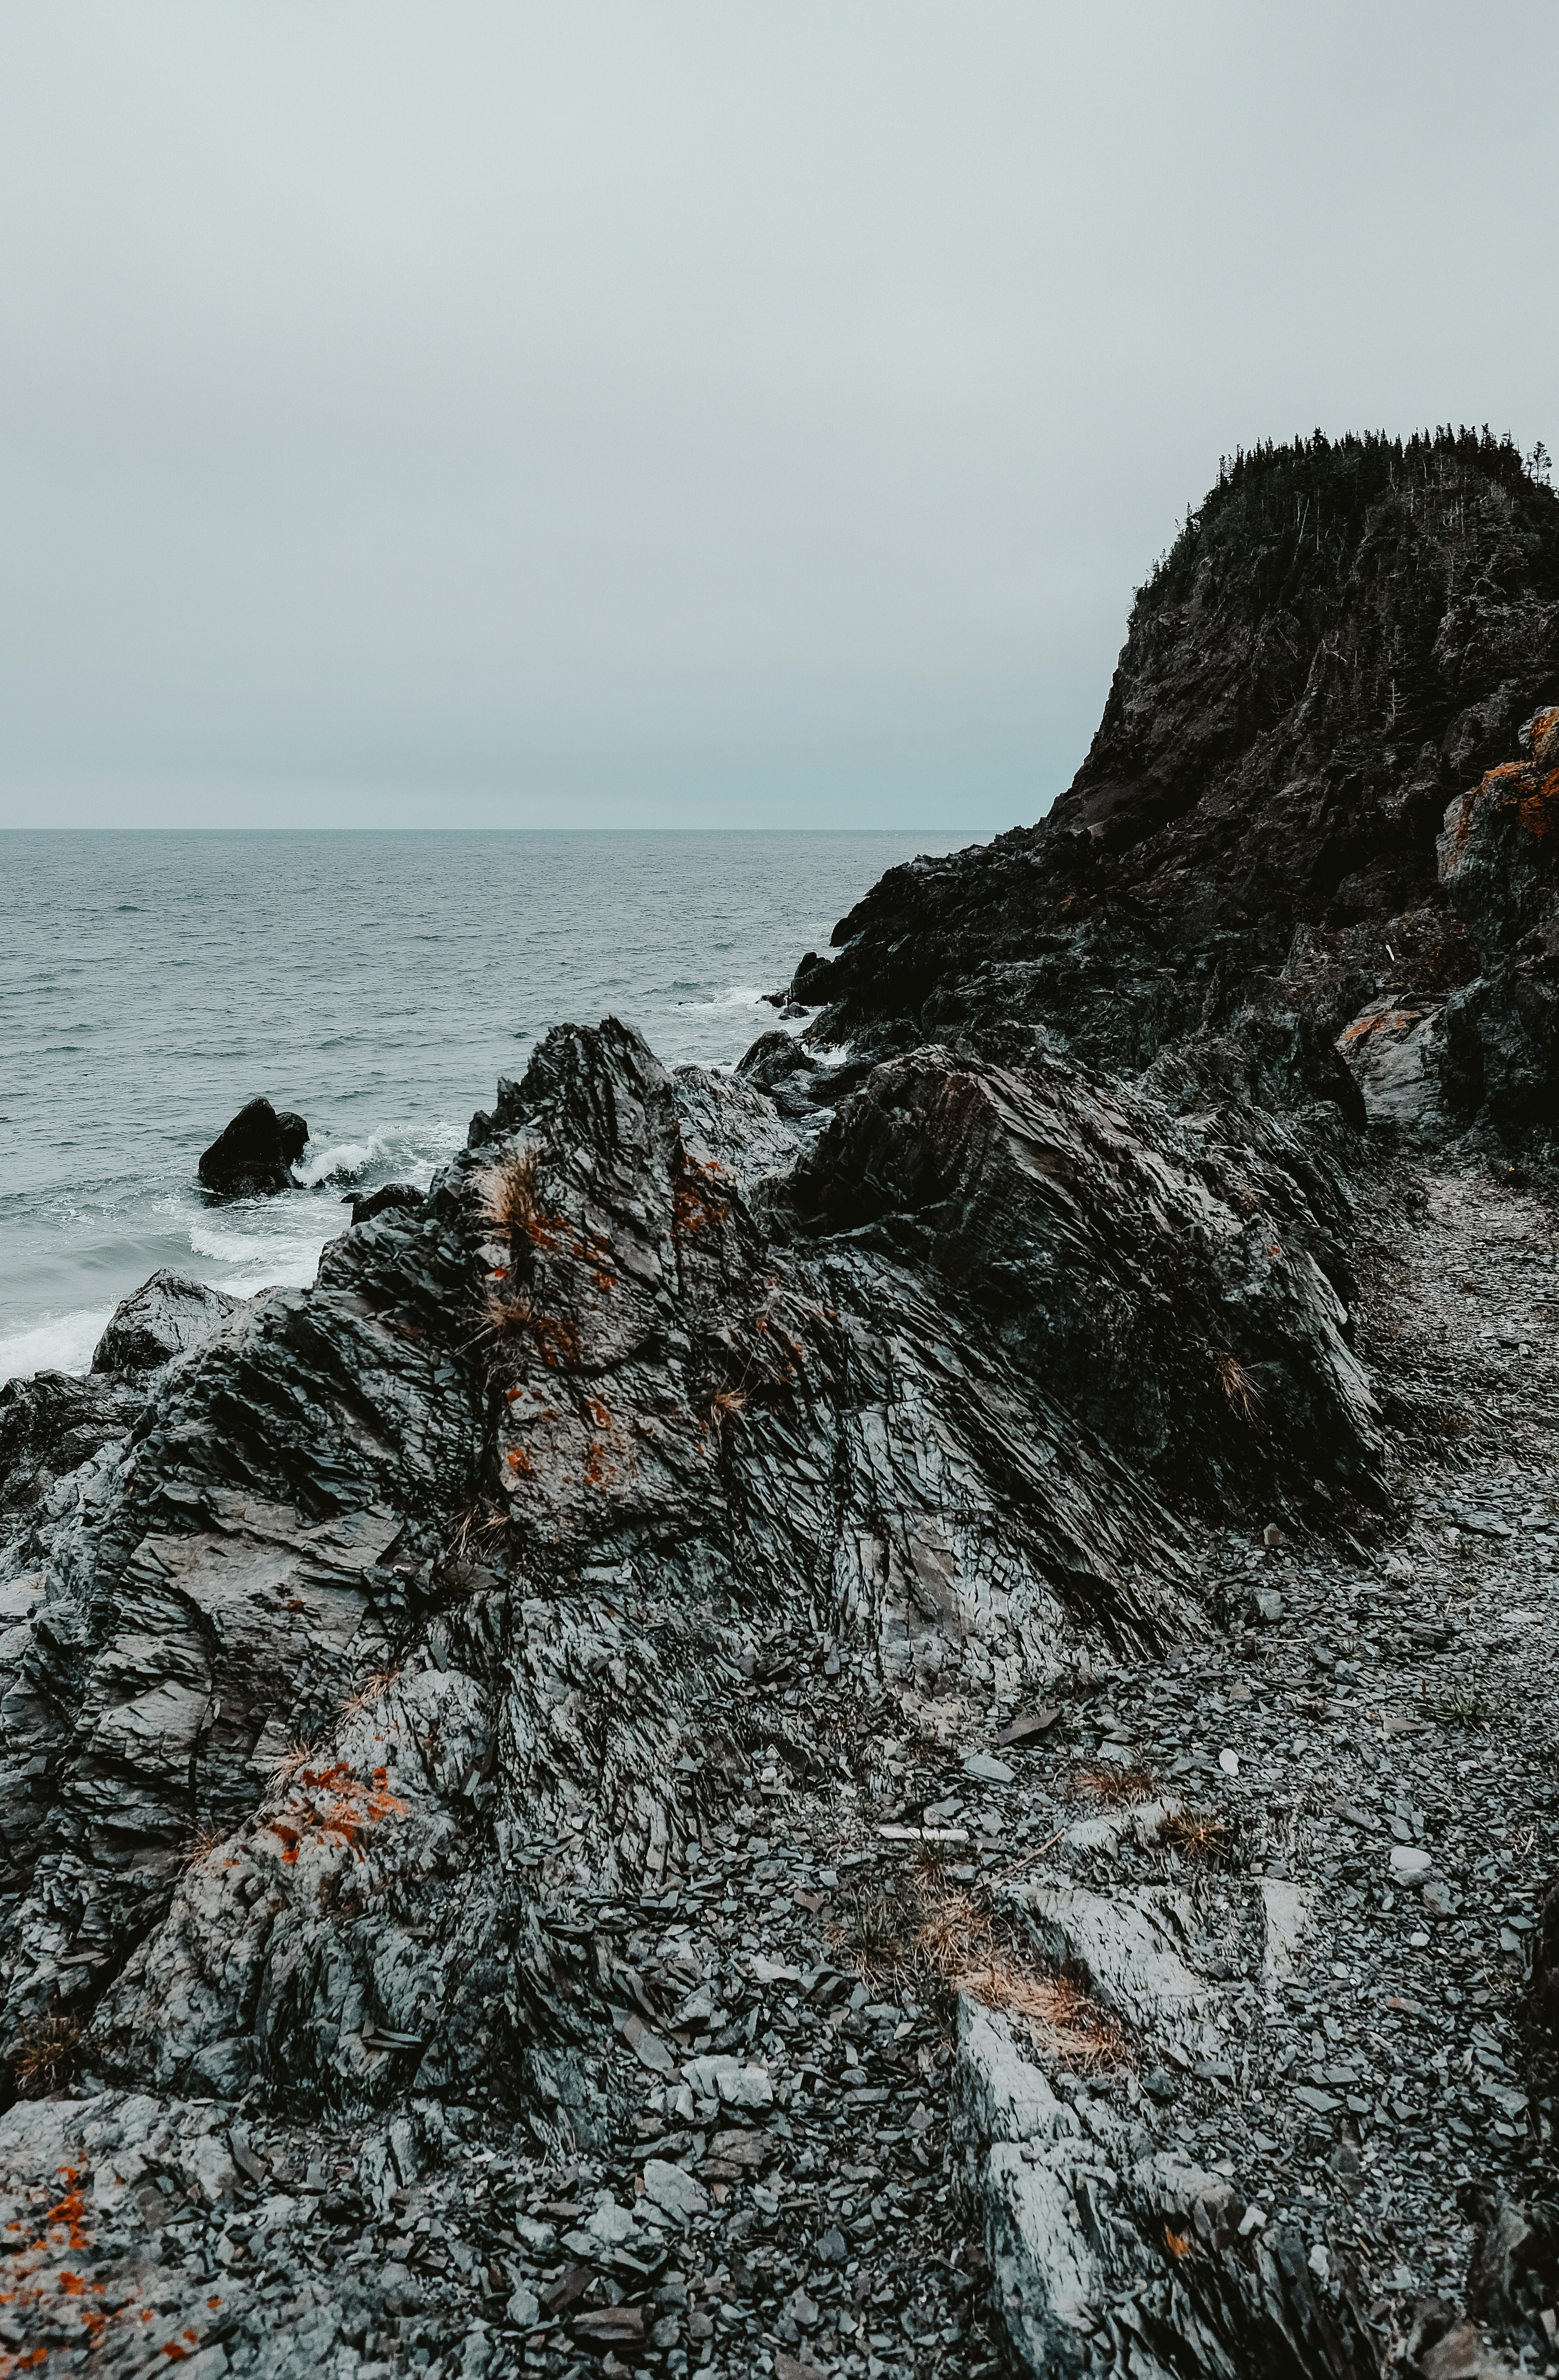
[2,1090,1557,2380]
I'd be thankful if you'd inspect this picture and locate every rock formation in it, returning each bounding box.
[3,432,1559,2380]
[199,1099,311,1196]
[89,1271,244,1375]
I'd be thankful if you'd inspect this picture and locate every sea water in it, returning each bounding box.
[0,828,985,1382]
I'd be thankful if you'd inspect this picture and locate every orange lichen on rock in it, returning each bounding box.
[672,1158,729,1238]
[1515,765,1559,838]
[264,1762,409,1865]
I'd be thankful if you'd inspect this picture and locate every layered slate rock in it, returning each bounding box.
[1436,704,1559,1140]
[786,1042,1380,1515]
[198,1097,310,1195]
[2,1017,1363,2104]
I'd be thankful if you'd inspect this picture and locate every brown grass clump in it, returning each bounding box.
[268,1741,315,1794]
[710,1386,748,1427]
[1213,1349,1263,1419]
[341,1668,401,1721]
[1157,1807,1235,1864]
[177,1822,230,1870]
[1073,1764,1158,1805]
[7,2008,80,2096]
[481,1285,537,1338]
[830,1867,1126,2072]
[476,1143,541,1235]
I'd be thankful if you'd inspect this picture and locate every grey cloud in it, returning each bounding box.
[0,0,1553,826]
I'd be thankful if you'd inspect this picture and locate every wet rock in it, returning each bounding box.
[90,1268,243,1372]
[198,1096,310,1195]
[348,1180,426,1227]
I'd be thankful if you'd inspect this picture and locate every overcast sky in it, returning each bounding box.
[1,2,1554,830]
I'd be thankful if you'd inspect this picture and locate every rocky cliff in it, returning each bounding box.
[791,430,1559,1131]
[3,434,1558,2380]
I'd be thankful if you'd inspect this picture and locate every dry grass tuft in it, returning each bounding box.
[7,2008,80,2096]
[481,1285,537,1338]
[710,1386,748,1427]
[268,1741,315,1794]
[476,1143,541,1235]
[1157,1807,1235,1864]
[177,1822,230,1870]
[342,1669,401,1722]
[831,1870,1126,2071]
[1073,1764,1158,1805]
[1213,1349,1263,1418]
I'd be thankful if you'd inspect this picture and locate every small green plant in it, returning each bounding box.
[1429,1684,1500,1730]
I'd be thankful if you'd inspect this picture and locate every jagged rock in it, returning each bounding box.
[788,435,1559,1131]
[347,1180,426,1227]
[1436,707,1559,1141]
[787,1041,1381,1512]
[0,1368,149,1566]
[198,1097,310,1195]
[4,1020,1203,2086]
[1338,1000,1446,1130]
[956,1999,1374,2378]
[89,1269,243,1373]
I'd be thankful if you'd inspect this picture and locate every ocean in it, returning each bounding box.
[0,828,986,1383]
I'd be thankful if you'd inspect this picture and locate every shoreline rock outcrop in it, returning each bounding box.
[199,1097,311,1196]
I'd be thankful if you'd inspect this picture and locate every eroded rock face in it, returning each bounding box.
[89,1269,244,1374]
[3,1024,1204,2098]
[787,1043,1381,1513]
[1436,707,1559,1139]
[198,1098,310,1196]
[784,436,1559,1140]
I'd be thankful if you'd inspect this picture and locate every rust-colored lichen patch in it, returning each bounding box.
[264,1763,408,1865]
[1515,766,1559,838]
[672,1157,729,1238]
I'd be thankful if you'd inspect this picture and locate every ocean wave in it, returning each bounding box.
[677,982,773,1013]
[294,1120,463,1189]
[0,1304,116,1386]
[186,1211,340,1297]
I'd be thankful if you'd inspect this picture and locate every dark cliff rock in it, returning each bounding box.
[792,431,1559,1123]
[1436,704,1559,1139]
[199,1097,310,1195]
[786,1042,1378,1514]
[89,1269,243,1373]
[347,1180,426,1227]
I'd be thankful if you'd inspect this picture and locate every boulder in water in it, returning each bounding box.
[90,1269,242,1373]
[197,1097,308,1195]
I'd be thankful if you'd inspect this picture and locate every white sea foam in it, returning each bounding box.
[681,982,772,1012]
[295,1120,463,1189]
[0,1305,116,1386]
[186,1212,339,1297]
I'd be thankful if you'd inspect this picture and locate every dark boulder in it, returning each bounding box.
[1435,707,1559,1142]
[197,1097,309,1195]
[90,1269,242,1373]
[347,1181,425,1227]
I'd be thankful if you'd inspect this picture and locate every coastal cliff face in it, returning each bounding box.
[795,431,1559,1125]
[3,436,1559,2380]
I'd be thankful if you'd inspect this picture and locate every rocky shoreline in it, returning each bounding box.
[3,429,1559,2380]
